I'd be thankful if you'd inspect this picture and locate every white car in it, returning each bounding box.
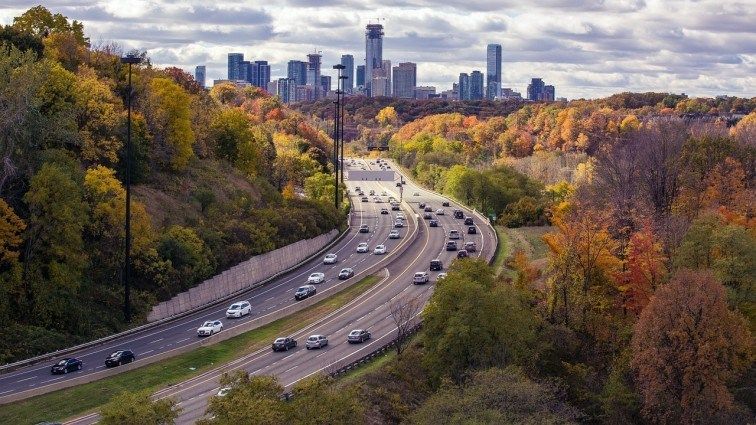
[437,272,448,280]
[357,242,369,253]
[436,209,445,215]
[413,271,430,284]
[308,272,325,284]
[394,220,404,228]
[373,244,387,255]
[225,301,251,318]
[323,253,338,264]
[389,230,400,239]
[395,213,405,220]
[197,320,223,337]
[381,191,387,196]
[216,387,231,397]
[449,230,460,240]
[305,334,328,349]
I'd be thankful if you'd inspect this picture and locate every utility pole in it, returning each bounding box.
[339,74,348,184]
[120,53,142,323]
[332,64,345,209]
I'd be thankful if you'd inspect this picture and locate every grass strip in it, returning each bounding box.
[492,226,514,276]
[0,275,381,425]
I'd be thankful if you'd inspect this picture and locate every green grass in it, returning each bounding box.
[492,226,514,276]
[335,347,397,386]
[0,275,381,425]
[519,226,552,260]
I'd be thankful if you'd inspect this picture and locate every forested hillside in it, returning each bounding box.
[0,7,342,363]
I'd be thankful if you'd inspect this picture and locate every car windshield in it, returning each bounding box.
[56,359,68,366]
[350,330,361,336]
[202,321,213,327]
[308,336,318,341]
[415,272,424,277]
[109,351,121,358]
[275,338,285,343]
[297,287,307,292]
[229,304,239,309]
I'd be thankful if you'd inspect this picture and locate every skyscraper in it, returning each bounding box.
[195,65,206,88]
[287,60,307,86]
[371,63,390,97]
[239,60,250,82]
[544,85,555,101]
[321,75,331,94]
[470,70,484,100]
[356,65,365,87]
[277,78,297,104]
[341,54,354,93]
[254,60,271,88]
[486,44,502,100]
[227,53,244,80]
[365,23,384,96]
[527,78,545,101]
[392,62,417,99]
[458,73,470,100]
[307,53,322,98]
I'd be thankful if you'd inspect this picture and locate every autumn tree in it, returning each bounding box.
[200,372,288,424]
[145,77,195,171]
[616,227,666,315]
[288,375,364,424]
[631,269,751,424]
[75,66,123,165]
[376,106,399,126]
[12,6,87,45]
[389,295,422,355]
[100,390,180,425]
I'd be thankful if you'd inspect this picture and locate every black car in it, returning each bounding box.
[442,201,450,207]
[51,358,82,374]
[359,224,370,233]
[272,337,297,352]
[430,259,443,271]
[380,208,389,214]
[468,226,477,234]
[423,212,432,219]
[424,206,433,212]
[454,210,464,219]
[429,220,439,227]
[464,217,474,225]
[457,249,469,258]
[105,350,135,368]
[446,241,458,251]
[419,202,426,209]
[295,285,317,300]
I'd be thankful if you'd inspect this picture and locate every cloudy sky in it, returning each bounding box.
[1,0,754,99]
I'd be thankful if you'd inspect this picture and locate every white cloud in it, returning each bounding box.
[0,0,754,98]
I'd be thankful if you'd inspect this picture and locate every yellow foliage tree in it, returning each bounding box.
[0,199,25,264]
[147,77,195,171]
[376,106,398,126]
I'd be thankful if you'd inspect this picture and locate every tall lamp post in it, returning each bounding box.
[339,74,348,184]
[332,64,345,209]
[121,53,142,323]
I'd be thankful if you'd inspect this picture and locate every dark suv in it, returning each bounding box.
[454,210,464,219]
[446,241,458,251]
[430,259,443,271]
[105,350,135,368]
[464,217,474,225]
[272,337,297,351]
[51,358,82,374]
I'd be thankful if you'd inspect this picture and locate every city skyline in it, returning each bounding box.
[1,1,753,99]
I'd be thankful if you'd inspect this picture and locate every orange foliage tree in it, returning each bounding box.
[615,227,666,315]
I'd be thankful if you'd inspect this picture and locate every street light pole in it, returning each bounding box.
[332,64,345,210]
[121,54,142,323]
[339,74,348,184]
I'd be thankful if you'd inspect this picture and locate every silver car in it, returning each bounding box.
[305,335,328,349]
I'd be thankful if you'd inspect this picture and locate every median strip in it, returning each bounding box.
[0,275,382,425]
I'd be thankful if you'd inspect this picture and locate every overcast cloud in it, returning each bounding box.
[1,0,754,99]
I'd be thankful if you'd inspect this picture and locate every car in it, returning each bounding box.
[446,240,458,251]
[413,271,430,284]
[454,210,464,219]
[338,268,355,279]
[216,387,232,397]
[355,186,361,192]
[197,320,223,337]
[391,203,400,211]
[361,196,368,202]
[105,350,135,368]
[429,219,439,227]
[442,201,450,207]
[457,249,469,258]
[348,329,371,343]
[308,272,325,284]
[437,272,448,280]
[468,226,477,234]
[423,212,432,219]
[359,224,370,233]
[389,230,400,239]
[396,182,402,187]
[464,217,474,225]
[381,191,387,196]
[419,202,426,209]
[380,208,389,214]
[413,192,420,196]
[357,242,369,253]
[464,241,477,252]
[388,197,397,203]
[373,244,387,254]
[225,301,251,318]
[396,213,405,220]
[51,358,82,375]
[449,229,460,239]
[323,253,338,264]
[436,209,445,215]
[424,206,433,212]
[386,166,391,169]
[295,285,317,300]
[305,334,328,349]
[369,190,375,195]
[394,220,404,228]
[430,259,443,271]
[374,197,382,203]
[272,337,297,352]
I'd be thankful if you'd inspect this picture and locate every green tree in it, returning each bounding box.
[157,225,214,291]
[422,259,538,383]
[146,77,195,171]
[100,390,180,425]
[75,66,123,165]
[210,108,252,162]
[289,375,364,424]
[304,172,335,205]
[12,6,88,45]
[200,372,288,424]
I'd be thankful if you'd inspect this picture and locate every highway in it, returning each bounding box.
[72,158,494,425]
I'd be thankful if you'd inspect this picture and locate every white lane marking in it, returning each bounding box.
[15,376,35,383]
[150,338,163,344]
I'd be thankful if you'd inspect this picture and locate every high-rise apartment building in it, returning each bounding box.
[365,23,384,96]
[341,54,354,93]
[470,70,484,100]
[254,61,271,88]
[307,53,322,98]
[392,62,416,99]
[287,60,307,86]
[277,78,297,103]
[356,65,365,87]
[227,53,244,80]
[414,86,436,100]
[195,65,206,88]
[486,44,502,100]
[527,78,550,101]
[458,73,470,100]
[544,85,555,101]
[371,63,390,97]
[321,75,331,95]
[240,60,250,82]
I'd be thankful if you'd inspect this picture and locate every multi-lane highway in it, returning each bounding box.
[0,157,496,424]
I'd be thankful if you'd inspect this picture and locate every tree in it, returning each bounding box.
[389,295,422,355]
[616,227,666,315]
[200,372,288,424]
[12,6,88,45]
[157,225,214,291]
[631,269,751,424]
[288,375,364,424]
[376,106,398,126]
[75,66,123,165]
[100,390,180,425]
[0,199,25,265]
[146,77,195,171]
[210,108,252,162]
[304,172,335,205]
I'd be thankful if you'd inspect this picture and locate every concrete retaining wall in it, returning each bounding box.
[147,229,339,322]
